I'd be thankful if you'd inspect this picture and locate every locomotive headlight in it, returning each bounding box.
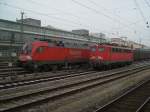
[90,56,95,59]
[26,56,32,60]
[97,56,103,60]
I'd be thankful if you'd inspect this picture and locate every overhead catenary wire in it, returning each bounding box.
[0,0,148,40]
[0,2,95,29]
[71,0,133,28]
[0,2,116,40]
[144,0,150,8]
[25,0,104,32]
[29,0,145,32]
[85,0,144,35]
[87,0,144,29]
[0,1,122,35]
[87,0,130,22]
[71,0,148,38]
[134,0,148,26]
[27,0,82,20]
[143,0,150,28]
[1,1,118,37]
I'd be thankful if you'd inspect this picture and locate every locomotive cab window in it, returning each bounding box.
[98,47,105,52]
[91,47,96,52]
[112,48,116,52]
[36,46,46,53]
[22,43,32,54]
[118,48,121,52]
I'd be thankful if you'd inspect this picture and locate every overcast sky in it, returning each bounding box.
[0,0,150,46]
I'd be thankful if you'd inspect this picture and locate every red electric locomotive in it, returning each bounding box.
[18,41,90,71]
[90,44,133,69]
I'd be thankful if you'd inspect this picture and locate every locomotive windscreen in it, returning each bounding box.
[90,47,96,52]
[22,43,32,54]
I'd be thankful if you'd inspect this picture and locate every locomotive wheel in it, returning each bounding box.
[68,65,72,70]
[103,65,107,70]
[33,64,40,72]
[43,65,50,72]
[52,65,58,71]
[107,65,111,70]
[16,61,22,67]
[57,65,63,70]
[64,61,68,69]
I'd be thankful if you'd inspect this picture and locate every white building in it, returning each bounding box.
[90,33,110,43]
[111,38,146,49]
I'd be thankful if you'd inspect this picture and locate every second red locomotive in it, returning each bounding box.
[89,44,133,69]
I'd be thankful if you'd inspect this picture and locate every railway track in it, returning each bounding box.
[0,63,150,112]
[136,97,150,112]
[0,69,30,82]
[94,80,150,112]
[0,67,28,76]
[0,61,148,85]
[0,65,92,85]
[0,61,30,77]
[0,62,16,69]
[0,62,148,89]
[0,69,96,89]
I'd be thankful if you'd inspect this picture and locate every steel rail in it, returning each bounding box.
[0,64,150,112]
[0,70,96,89]
[94,79,150,112]
[0,63,148,89]
[136,97,150,112]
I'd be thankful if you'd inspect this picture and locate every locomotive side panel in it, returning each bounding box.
[32,46,67,62]
[97,46,111,61]
[67,48,89,63]
[18,41,90,70]
[110,48,133,62]
[90,44,133,69]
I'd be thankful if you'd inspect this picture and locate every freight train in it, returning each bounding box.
[17,40,150,71]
